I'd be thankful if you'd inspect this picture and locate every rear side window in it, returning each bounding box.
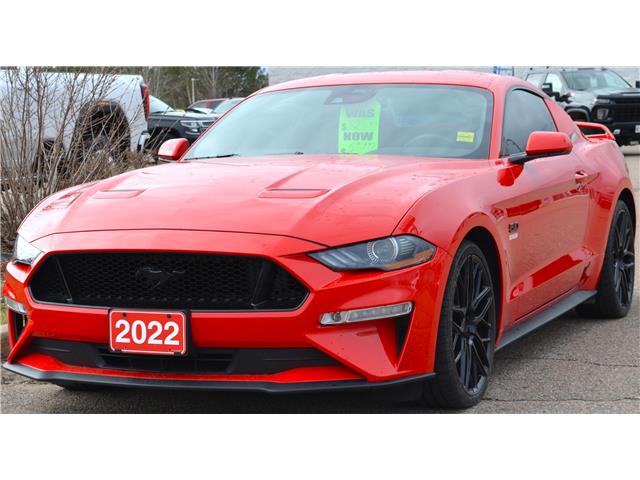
[526,73,545,87]
[502,89,556,155]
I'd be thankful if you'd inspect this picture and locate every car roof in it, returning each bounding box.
[261,70,529,94]
[194,98,227,102]
[526,67,608,74]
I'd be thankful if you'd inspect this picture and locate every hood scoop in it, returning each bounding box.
[258,188,329,199]
[94,189,145,199]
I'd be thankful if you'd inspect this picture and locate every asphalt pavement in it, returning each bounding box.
[1,147,638,414]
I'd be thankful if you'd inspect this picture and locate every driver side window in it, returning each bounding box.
[502,89,557,156]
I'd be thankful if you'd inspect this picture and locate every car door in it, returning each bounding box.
[495,89,590,321]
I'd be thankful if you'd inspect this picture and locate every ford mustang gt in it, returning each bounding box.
[3,71,636,408]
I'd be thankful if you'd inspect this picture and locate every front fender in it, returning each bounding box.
[565,106,592,121]
[394,188,508,338]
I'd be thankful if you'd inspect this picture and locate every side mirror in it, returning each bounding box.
[526,131,572,156]
[541,82,564,101]
[558,92,572,103]
[635,80,640,88]
[575,121,616,141]
[541,82,555,97]
[158,138,189,161]
[509,131,572,164]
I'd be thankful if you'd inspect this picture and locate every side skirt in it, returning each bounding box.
[496,290,597,351]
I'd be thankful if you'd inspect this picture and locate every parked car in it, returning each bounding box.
[0,68,151,164]
[187,98,228,114]
[208,97,244,121]
[525,67,640,146]
[3,71,635,409]
[146,95,218,154]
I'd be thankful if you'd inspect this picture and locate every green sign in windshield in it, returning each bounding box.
[338,100,381,154]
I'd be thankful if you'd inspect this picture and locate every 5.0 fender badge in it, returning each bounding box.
[508,222,519,240]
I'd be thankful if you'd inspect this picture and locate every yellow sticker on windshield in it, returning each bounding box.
[338,100,381,154]
[456,131,475,143]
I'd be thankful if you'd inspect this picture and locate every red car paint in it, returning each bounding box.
[3,71,635,389]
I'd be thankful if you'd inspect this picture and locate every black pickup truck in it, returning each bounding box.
[146,96,219,153]
[525,68,640,146]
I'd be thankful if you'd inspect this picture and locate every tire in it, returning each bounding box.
[576,200,635,318]
[80,116,130,164]
[60,119,129,179]
[420,240,497,409]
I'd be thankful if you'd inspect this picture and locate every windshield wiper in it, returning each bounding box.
[186,153,240,160]
[264,151,305,155]
[187,152,305,161]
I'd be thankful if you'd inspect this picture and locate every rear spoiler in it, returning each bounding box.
[575,121,616,142]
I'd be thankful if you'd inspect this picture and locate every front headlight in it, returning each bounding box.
[309,235,436,271]
[180,120,204,128]
[13,235,42,265]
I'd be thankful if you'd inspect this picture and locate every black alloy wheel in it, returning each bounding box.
[612,205,635,309]
[421,240,497,409]
[451,253,494,394]
[577,200,635,319]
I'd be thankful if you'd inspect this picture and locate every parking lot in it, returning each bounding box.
[1,147,638,414]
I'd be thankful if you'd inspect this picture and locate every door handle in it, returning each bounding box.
[574,170,589,183]
[574,170,591,191]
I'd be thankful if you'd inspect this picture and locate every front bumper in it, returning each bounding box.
[601,121,640,145]
[3,229,451,391]
[2,361,434,393]
[137,131,151,151]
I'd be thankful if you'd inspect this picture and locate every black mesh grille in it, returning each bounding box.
[611,104,640,122]
[29,252,308,310]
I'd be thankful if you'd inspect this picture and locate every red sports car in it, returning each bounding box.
[3,71,636,408]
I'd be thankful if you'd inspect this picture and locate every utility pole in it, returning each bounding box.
[190,77,196,104]
[211,67,216,98]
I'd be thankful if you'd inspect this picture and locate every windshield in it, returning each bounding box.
[212,98,242,114]
[185,85,493,160]
[150,96,174,113]
[564,70,630,90]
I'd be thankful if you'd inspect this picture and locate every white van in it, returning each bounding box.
[0,69,151,165]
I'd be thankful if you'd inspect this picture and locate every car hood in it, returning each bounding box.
[21,155,485,247]
[149,110,218,120]
[588,87,640,97]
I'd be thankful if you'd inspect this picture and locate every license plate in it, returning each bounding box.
[109,310,187,355]
[636,125,640,133]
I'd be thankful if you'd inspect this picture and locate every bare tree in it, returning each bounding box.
[0,67,150,251]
